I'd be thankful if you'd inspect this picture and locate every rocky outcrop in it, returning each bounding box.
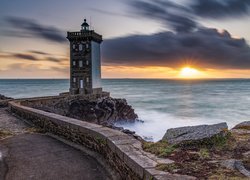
[0,94,13,107]
[0,94,13,100]
[31,97,138,126]
[233,121,250,130]
[162,122,228,145]
[221,159,250,177]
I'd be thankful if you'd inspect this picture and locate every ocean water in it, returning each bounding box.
[1,79,250,141]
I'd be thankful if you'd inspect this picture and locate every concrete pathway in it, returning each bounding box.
[0,108,113,180]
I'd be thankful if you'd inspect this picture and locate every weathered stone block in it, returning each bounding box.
[162,122,228,145]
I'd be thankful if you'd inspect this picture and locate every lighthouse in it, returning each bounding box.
[67,19,102,95]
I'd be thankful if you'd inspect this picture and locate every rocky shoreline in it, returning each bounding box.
[26,95,142,137]
[1,94,249,178]
[143,121,250,179]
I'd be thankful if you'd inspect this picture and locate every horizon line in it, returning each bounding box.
[0,78,250,80]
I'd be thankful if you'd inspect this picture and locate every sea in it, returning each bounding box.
[0,79,250,142]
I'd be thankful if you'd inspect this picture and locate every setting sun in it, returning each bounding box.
[179,67,200,78]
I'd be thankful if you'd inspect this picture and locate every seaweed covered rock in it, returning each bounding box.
[33,97,138,126]
[162,122,228,145]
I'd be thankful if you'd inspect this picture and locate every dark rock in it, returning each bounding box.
[162,122,228,145]
[31,96,139,127]
[0,94,13,107]
[0,94,13,100]
[122,129,135,135]
[233,121,250,130]
[221,159,250,177]
[133,134,144,141]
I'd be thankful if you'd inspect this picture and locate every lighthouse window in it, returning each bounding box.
[79,44,83,51]
[79,61,83,67]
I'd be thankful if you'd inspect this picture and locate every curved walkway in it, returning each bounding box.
[0,108,113,180]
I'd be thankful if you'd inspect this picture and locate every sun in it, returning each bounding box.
[179,67,199,78]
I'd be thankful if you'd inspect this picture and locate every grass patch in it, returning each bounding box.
[235,126,250,131]
[0,129,13,139]
[25,127,45,133]
[142,140,176,157]
[156,163,179,173]
[198,148,210,159]
[209,168,247,180]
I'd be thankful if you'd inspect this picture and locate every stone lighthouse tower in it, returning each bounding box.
[67,19,102,95]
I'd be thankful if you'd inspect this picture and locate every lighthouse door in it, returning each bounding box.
[80,79,84,89]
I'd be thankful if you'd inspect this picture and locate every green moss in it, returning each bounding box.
[178,131,233,150]
[209,169,247,180]
[25,127,45,133]
[95,137,107,145]
[142,140,176,157]
[156,163,179,173]
[0,129,13,139]
[198,148,210,159]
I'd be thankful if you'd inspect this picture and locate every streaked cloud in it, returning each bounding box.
[191,0,250,19]
[12,53,38,61]
[0,50,67,63]
[5,17,67,43]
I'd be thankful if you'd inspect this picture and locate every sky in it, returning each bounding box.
[0,0,250,79]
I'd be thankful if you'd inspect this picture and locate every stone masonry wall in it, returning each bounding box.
[20,92,110,107]
[8,100,195,180]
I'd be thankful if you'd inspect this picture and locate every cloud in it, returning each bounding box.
[128,0,250,32]
[102,0,250,69]
[129,0,198,32]
[5,17,67,43]
[0,51,67,63]
[102,28,250,69]
[191,0,250,19]
[12,53,38,61]
[28,50,50,55]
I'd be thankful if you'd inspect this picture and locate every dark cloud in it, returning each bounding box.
[103,28,250,69]
[192,0,250,19]
[29,50,50,55]
[12,53,38,61]
[106,0,250,69]
[5,17,67,43]
[129,0,250,32]
[0,51,67,63]
[130,0,198,32]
